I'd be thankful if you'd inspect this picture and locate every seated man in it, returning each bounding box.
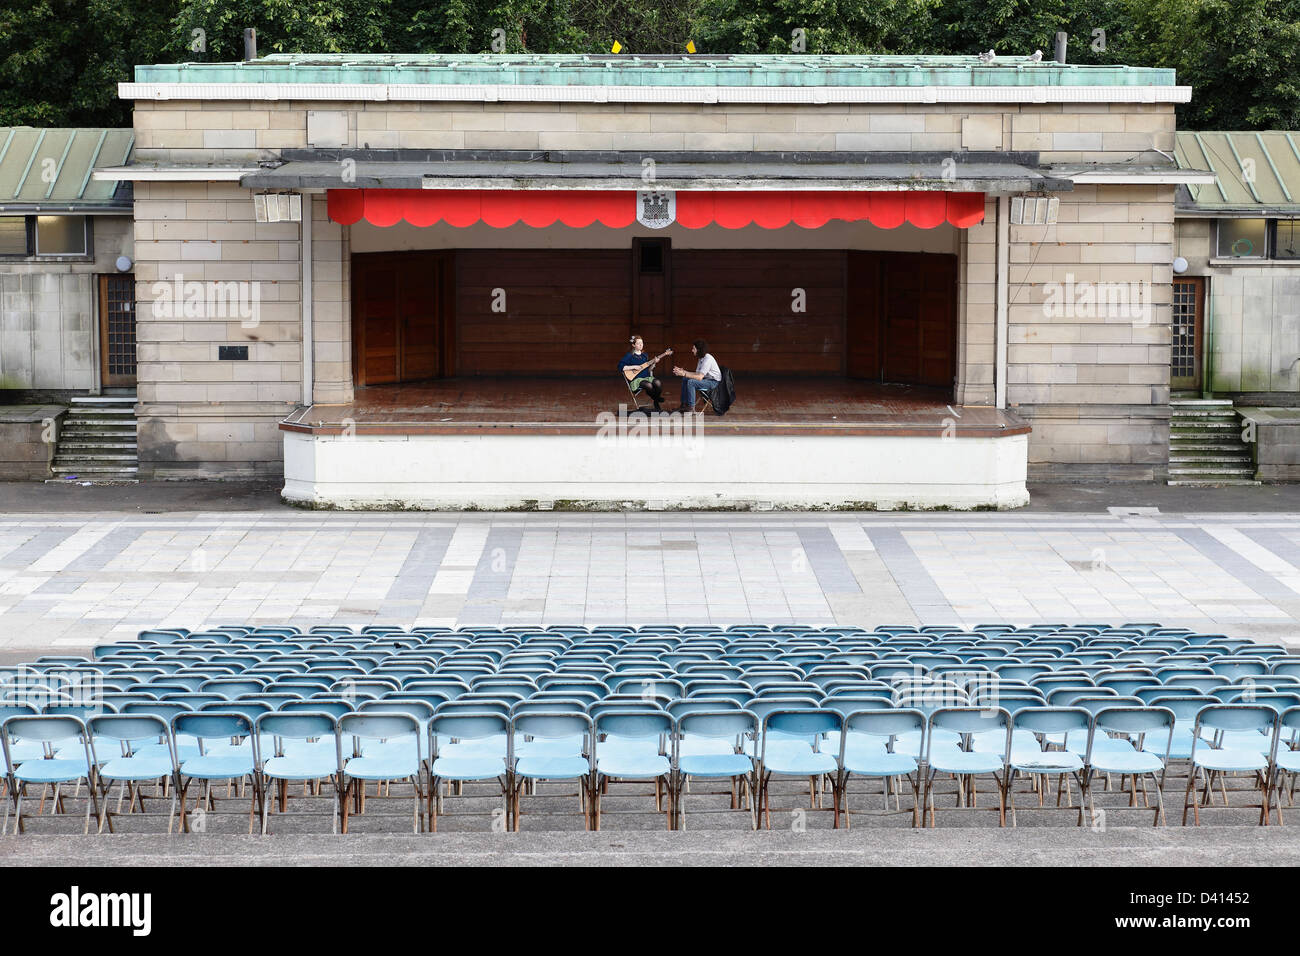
[673,339,721,413]
[617,334,665,412]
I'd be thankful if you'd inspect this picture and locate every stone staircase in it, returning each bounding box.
[49,395,139,483]
[1167,397,1259,486]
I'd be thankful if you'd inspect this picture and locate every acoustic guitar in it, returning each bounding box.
[623,348,673,381]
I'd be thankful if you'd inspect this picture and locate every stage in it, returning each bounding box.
[279,377,1030,511]
[281,377,1026,437]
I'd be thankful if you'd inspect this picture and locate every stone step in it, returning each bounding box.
[1168,465,1257,476]
[1169,399,1234,407]
[1170,410,1239,420]
[51,464,139,475]
[1167,478,1262,487]
[1168,443,1251,452]
[1168,454,1254,464]
[54,455,139,465]
[57,441,138,452]
[69,396,136,405]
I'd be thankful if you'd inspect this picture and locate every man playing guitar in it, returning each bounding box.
[618,335,670,412]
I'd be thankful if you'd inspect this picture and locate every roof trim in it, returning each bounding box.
[92,166,256,182]
[118,81,1192,105]
[1069,171,1215,184]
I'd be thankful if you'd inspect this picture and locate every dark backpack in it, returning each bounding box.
[711,367,736,415]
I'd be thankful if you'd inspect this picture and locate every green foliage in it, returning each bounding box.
[0,0,179,127]
[0,0,1296,130]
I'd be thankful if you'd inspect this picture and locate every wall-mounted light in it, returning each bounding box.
[253,191,302,223]
[114,255,133,272]
[1009,195,1059,225]
[1172,256,1188,274]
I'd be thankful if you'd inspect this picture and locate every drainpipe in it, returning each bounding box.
[995,195,1010,408]
[302,195,313,407]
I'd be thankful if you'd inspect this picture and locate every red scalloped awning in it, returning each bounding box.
[327,189,986,230]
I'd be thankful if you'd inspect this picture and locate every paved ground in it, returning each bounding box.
[2,480,1298,866]
[0,482,1298,655]
[4,827,1298,866]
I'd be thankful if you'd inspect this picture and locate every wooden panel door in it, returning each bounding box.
[352,251,449,386]
[632,237,671,352]
[846,251,882,379]
[98,274,137,387]
[880,252,957,389]
[1171,277,1204,390]
[670,250,845,374]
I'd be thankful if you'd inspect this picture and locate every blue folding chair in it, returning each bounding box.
[87,714,175,833]
[508,712,595,831]
[428,712,510,832]
[2,715,98,834]
[924,707,1012,828]
[1006,707,1091,826]
[338,712,426,833]
[593,710,673,830]
[255,712,341,834]
[839,708,926,828]
[1183,704,1280,826]
[758,709,842,829]
[672,709,758,830]
[172,712,260,834]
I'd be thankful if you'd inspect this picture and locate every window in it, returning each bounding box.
[0,217,25,255]
[35,216,87,255]
[1217,218,1268,258]
[0,214,90,257]
[1276,220,1300,259]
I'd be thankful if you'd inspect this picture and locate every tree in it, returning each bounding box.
[0,0,179,127]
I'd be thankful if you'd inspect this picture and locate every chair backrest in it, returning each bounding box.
[174,712,255,743]
[255,712,337,740]
[676,709,757,741]
[338,712,421,752]
[761,709,841,755]
[430,712,509,744]
[928,707,1011,757]
[88,714,170,750]
[510,712,592,740]
[842,708,926,758]
[1194,703,1279,737]
[2,714,86,744]
[1091,705,1174,757]
[1012,706,1090,738]
[595,710,673,746]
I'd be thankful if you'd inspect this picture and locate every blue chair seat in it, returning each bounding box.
[431,755,506,781]
[1193,748,1269,773]
[514,754,590,779]
[676,738,739,758]
[99,755,174,781]
[180,754,255,780]
[13,756,89,783]
[1011,751,1083,774]
[597,753,670,779]
[1275,749,1300,773]
[515,735,587,759]
[843,751,917,777]
[928,751,1005,775]
[763,749,837,776]
[344,754,420,781]
[263,753,337,781]
[1089,749,1165,775]
[679,753,753,777]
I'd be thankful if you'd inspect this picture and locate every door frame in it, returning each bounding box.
[350,251,454,387]
[1171,276,1205,390]
[97,273,137,388]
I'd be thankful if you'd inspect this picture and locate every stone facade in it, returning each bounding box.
[128,93,1179,481]
[0,215,132,394]
[1174,217,1300,398]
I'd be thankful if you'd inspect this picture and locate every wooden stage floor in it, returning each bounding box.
[281,377,1029,438]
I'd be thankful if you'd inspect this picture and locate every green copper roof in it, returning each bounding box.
[134,54,1178,88]
[0,128,133,210]
[1175,131,1300,210]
